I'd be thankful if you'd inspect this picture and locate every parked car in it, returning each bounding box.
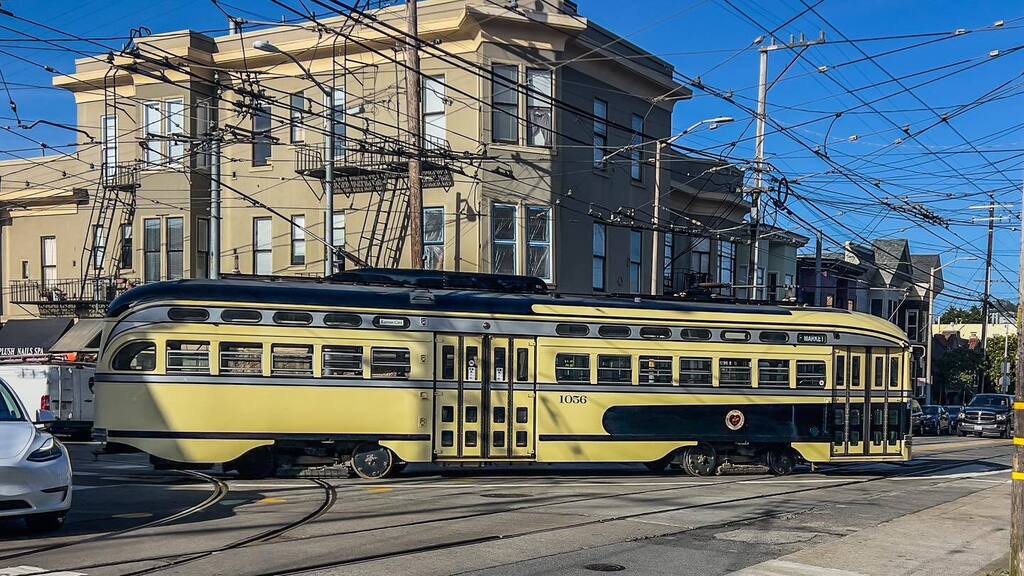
[910,399,923,435]
[0,377,72,531]
[958,394,1015,438]
[944,405,963,433]
[920,405,951,435]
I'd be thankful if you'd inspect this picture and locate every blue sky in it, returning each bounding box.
[0,0,1021,313]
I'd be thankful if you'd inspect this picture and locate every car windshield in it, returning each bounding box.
[968,395,1009,408]
[0,382,25,421]
[922,406,940,415]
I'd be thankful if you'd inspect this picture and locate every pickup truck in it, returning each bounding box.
[958,393,1015,438]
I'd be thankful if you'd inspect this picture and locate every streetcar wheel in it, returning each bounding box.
[767,448,796,476]
[351,443,397,480]
[234,447,276,479]
[681,445,716,477]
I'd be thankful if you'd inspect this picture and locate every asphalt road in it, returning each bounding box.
[0,436,1013,576]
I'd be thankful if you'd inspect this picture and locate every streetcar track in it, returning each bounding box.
[256,456,1005,576]
[0,470,228,563]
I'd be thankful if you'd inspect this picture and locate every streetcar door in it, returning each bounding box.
[832,347,867,456]
[484,336,537,459]
[867,349,888,455]
[432,335,484,459]
[847,349,866,455]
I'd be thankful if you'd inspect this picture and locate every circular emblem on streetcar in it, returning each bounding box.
[725,409,746,431]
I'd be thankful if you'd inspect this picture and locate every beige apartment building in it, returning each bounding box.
[0,0,778,330]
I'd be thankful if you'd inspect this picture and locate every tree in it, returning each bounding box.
[939,304,983,324]
[934,346,983,404]
[985,334,1018,394]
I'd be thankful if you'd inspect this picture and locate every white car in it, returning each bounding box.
[0,377,72,531]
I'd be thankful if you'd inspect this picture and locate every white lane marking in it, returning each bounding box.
[0,567,85,576]
[741,478,856,484]
[730,559,867,576]
[230,481,716,489]
[888,467,1011,481]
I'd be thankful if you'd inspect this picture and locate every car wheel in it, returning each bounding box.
[25,512,65,532]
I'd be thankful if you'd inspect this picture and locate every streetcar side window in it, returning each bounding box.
[598,325,631,338]
[597,355,632,384]
[888,356,900,388]
[719,358,751,387]
[638,356,672,385]
[851,356,862,387]
[465,346,480,381]
[758,331,788,344]
[273,311,313,326]
[797,360,827,388]
[220,343,263,375]
[680,328,712,341]
[493,347,508,382]
[371,348,411,379]
[679,357,712,386]
[166,341,210,374]
[639,326,671,340]
[441,345,456,380]
[323,345,363,378]
[554,353,589,383]
[835,355,846,388]
[873,356,884,388]
[516,348,530,382]
[272,345,314,377]
[221,309,262,323]
[757,359,790,388]
[112,341,156,372]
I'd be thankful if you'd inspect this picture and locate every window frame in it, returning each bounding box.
[555,352,590,384]
[526,205,552,281]
[141,101,161,166]
[289,92,306,144]
[166,98,185,165]
[111,340,156,372]
[422,75,447,147]
[491,64,519,144]
[491,203,518,275]
[592,222,606,291]
[166,341,210,374]
[593,98,608,168]
[370,347,411,380]
[166,216,184,280]
[252,103,272,167]
[679,357,713,387]
[323,345,363,378]
[639,355,672,386]
[271,344,314,377]
[525,67,552,147]
[757,358,791,388]
[423,206,445,270]
[143,218,161,282]
[719,358,752,387]
[253,217,272,275]
[220,342,264,375]
[597,354,632,385]
[119,223,133,270]
[291,214,306,266]
[92,225,106,270]
[797,360,828,389]
[629,113,644,181]
[629,229,642,294]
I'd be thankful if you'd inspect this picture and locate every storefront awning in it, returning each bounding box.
[0,318,74,358]
[50,318,104,354]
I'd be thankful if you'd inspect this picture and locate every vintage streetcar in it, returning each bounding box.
[92,269,912,479]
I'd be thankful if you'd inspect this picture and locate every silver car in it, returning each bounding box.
[0,377,72,531]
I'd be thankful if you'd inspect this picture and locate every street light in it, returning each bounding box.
[254,40,337,276]
[925,255,979,404]
[651,116,734,295]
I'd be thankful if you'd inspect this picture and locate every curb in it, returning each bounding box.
[973,552,1010,576]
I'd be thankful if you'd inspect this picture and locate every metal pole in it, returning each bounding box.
[209,75,221,280]
[748,44,769,300]
[454,191,462,272]
[406,0,424,269]
[651,140,664,295]
[1011,180,1024,576]
[926,266,935,404]
[979,201,995,391]
[814,230,822,307]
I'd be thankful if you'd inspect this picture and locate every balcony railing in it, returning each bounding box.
[294,135,455,193]
[101,161,141,190]
[10,277,140,317]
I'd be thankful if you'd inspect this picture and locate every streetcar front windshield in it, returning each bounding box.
[967,395,1009,408]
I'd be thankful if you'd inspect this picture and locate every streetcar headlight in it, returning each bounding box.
[27,437,63,462]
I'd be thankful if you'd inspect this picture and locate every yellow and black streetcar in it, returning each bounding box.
[93,269,913,479]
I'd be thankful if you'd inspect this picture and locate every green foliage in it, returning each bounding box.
[984,334,1017,393]
[939,304,983,324]
[934,346,983,399]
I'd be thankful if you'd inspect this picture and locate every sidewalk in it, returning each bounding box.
[731,482,1011,576]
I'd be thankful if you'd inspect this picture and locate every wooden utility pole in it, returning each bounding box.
[1012,184,1023,575]
[405,0,424,269]
[980,200,995,392]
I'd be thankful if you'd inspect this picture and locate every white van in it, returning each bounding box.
[0,364,95,439]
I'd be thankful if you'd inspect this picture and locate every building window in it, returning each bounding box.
[166,99,185,164]
[906,309,919,342]
[253,217,272,275]
[663,233,674,291]
[195,99,213,169]
[291,215,306,266]
[756,267,765,300]
[492,203,517,274]
[526,206,551,281]
[423,207,444,270]
[592,222,606,291]
[252,104,272,166]
[331,210,346,272]
[629,229,642,294]
[593,99,607,168]
[142,102,161,165]
[119,224,133,270]
[290,92,305,143]
[40,236,56,288]
[102,115,117,178]
[491,64,518,144]
[691,237,710,277]
[166,217,184,280]
[327,89,345,157]
[195,219,209,278]
[21,260,28,279]
[718,240,735,293]
[423,76,446,147]
[92,225,106,270]
[143,219,160,282]
[630,114,644,181]
[526,68,552,147]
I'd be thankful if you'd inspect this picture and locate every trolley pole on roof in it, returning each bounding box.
[1012,180,1024,575]
[406,0,424,269]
